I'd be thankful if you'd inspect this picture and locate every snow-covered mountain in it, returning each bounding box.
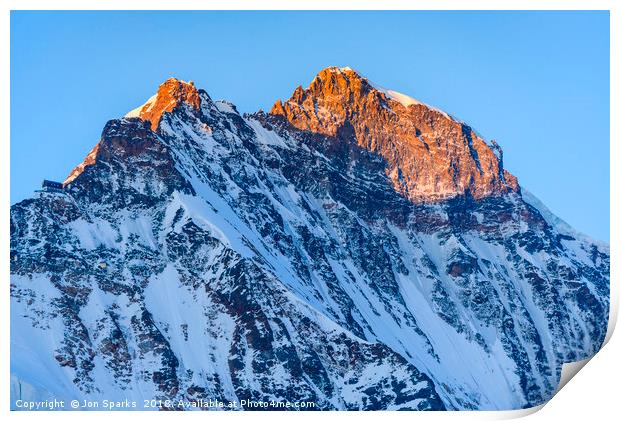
[10,68,609,410]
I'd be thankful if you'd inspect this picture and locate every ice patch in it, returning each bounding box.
[125,94,158,118]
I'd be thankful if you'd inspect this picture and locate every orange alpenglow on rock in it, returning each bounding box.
[64,78,202,185]
[64,143,101,185]
[271,66,519,203]
[125,77,202,131]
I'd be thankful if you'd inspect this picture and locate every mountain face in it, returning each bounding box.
[10,68,609,410]
[271,67,518,203]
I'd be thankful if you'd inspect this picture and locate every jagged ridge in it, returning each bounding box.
[10,69,609,411]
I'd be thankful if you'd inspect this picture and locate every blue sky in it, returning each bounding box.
[10,11,609,241]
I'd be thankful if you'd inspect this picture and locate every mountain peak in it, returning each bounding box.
[271,67,519,202]
[125,77,202,130]
[316,66,361,77]
[302,66,447,114]
[306,66,374,102]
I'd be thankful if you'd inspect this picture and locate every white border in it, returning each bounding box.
[2,2,617,421]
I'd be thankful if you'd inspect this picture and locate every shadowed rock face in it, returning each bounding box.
[10,69,608,411]
[271,67,518,203]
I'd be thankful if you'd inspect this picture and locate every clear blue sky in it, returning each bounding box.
[10,11,609,241]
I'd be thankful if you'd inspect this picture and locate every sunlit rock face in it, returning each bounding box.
[271,67,518,203]
[126,77,203,130]
[10,69,608,411]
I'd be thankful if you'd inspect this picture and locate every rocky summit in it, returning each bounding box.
[271,67,518,203]
[10,68,609,411]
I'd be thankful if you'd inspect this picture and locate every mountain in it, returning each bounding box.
[10,68,609,411]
